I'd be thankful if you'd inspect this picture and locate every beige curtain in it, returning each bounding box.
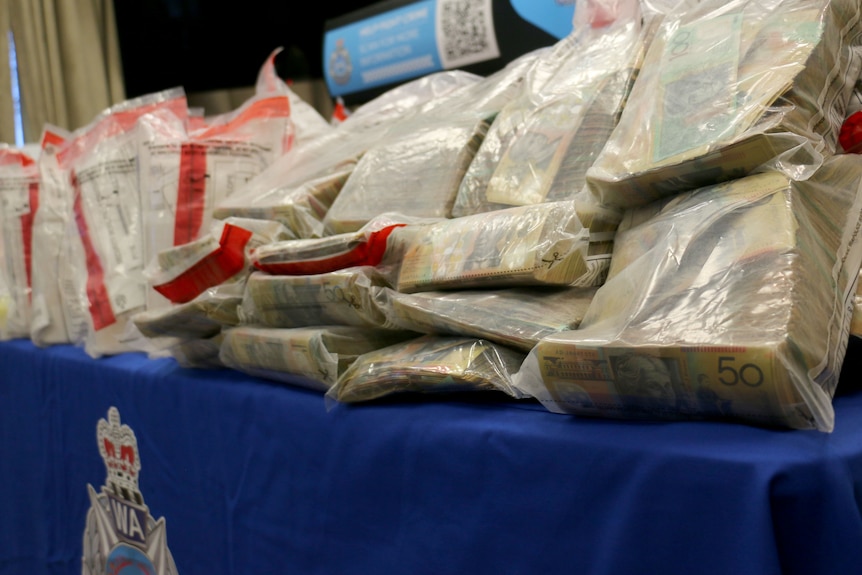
[1,3,16,143]
[2,0,125,144]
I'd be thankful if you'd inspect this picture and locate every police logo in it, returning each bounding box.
[82,407,178,575]
[329,38,352,86]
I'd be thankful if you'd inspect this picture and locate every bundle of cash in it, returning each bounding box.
[240,268,396,329]
[170,333,225,369]
[586,0,862,209]
[211,162,354,238]
[396,197,619,293]
[249,212,428,276]
[133,283,243,341]
[219,325,418,391]
[514,154,862,432]
[486,94,599,206]
[450,103,533,217]
[322,117,489,234]
[377,285,597,352]
[454,16,644,215]
[327,335,526,403]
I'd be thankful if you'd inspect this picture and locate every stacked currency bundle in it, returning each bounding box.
[326,335,526,403]
[171,333,225,369]
[453,8,644,215]
[219,325,417,391]
[514,155,862,432]
[211,162,354,238]
[132,283,244,341]
[234,69,492,238]
[249,213,427,277]
[0,146,39,341]
[586,0,862,209]
[395,196,619,293]
[322,117,490,234]
[376,285,597,352]
[241,268,396,329]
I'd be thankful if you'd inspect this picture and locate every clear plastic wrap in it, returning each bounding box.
[208,71,478,238]
[421,45,557,123]
[452,0,644,215]
[214,57,539,242]
[145,217,291,309]
[56,89,188,357]
[0,146,39,340]
[170,333,226,369]
[339,69,483,133]
[376,285,597,352]
[586,0,862,209]
[514,155,862,432]
[322,116,490,234]
[240,268,396,329]
[212,161,354,238]
[232,69,485,225]
[395,195,620,293]
[283,86,333,150]
[132,282,244,342]
[326,335,526,404]
[219,325,417,391]
[30,127,75,346]
[839,47,862,153]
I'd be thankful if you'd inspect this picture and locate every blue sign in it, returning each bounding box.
[324,0,440,97]
[323,0,576,98]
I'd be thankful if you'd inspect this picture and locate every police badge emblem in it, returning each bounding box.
[82,407,178,575]
[329,38,352,86]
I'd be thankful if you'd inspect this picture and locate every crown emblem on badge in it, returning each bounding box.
[83,407,178,575]
[97,406,142,505]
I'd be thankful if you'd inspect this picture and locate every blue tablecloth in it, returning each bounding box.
[2,338,862,575]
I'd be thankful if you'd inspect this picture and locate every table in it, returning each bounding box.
[2,337,862,575]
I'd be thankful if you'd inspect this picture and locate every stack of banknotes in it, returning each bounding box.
[220,325,418,390]
[376,286,597,352]
[211,162,355,239]
[454,14,644,215]
[322,117,490,234]
[327,335,526,403]
[514,154,862,432]
[241,267,396,329]
[586,0,862,208]
[395,197,619,292]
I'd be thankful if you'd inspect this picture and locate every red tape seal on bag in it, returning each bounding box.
[154,223,254,304]
[839,111,862,154]
[253,224,406,275]
[72,173,116,330]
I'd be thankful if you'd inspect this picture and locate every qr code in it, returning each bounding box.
[437,0,500,69]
